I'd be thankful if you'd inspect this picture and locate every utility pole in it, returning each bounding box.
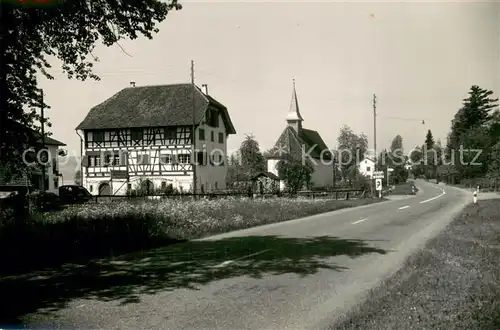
[191,60,197,198]
[372,93,377,198]
[332,153,336,190]
[40,89,46,191]
[373,93,377,170]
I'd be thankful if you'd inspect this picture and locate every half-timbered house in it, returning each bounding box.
[76,83,236,195]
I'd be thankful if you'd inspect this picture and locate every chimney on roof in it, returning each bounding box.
[130,81,136,87]
[201,84,208,95]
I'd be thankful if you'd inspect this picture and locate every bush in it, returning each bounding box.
[27,190,61,213]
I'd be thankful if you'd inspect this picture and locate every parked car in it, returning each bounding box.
[58,185,93,205]
[28,190,61,212]
[0,185,30,213]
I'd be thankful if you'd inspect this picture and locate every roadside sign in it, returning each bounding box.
[376,178,382,191]
[373,171,385,179]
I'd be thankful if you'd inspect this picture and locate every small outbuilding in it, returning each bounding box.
[251,171,282,195]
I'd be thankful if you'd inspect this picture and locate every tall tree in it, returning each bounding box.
[409,145,424,178]
[336,125,368,182]
[0,0,182,173]
[388,135,407,184]
[435,139,443,166]
[423,129,437,179]
[239,134,266,177]
[389,134,404,165]
[443,86,499,183]
[425,129,434,150]
[446,86,499,166]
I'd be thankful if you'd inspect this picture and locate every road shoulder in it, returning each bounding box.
[330,198,500,329]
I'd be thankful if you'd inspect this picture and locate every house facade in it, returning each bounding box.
[6,126,66,194]
[266,81,333,190]
[358,157,375,179]
[43,137,66,193]
[76,83,236,195]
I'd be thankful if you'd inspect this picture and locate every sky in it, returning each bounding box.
[39,0,500,162]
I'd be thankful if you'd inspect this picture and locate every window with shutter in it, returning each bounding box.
[93,131,104,142]
[213,110,219,127]
[104,155,112,166]
[131,128,143,141]
[218,132,224,143]
[199,128,205,141]
[197,151,203,165]
[137,154,149,165]
[160,154,172,164]
[82,155,90,167]
[120,152,127,166]
[211,131,214,142]
[165,127,176,140]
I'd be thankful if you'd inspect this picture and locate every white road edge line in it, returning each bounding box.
[352,218,368,225]
[420,188,446,204]
[212,249,271,268]
[399,205,410,210]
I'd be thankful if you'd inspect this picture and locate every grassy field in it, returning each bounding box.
[43,196,385,240]
[1,196,384,276]
[331,198,500,329]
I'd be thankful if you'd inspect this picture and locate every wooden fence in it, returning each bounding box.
[88,188,371,204]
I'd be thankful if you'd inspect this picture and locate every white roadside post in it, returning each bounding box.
[473,189,478,205]
[387,167,394,187]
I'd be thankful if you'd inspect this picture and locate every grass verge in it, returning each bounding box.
[331,198,500,329]
[0,197,384,276]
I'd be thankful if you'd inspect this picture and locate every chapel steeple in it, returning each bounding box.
[286,79,303,133]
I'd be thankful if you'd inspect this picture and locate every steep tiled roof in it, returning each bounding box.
[44,135,65,146]
[76,84,236,134]
[267,126,331,161]
[7,119,66,146]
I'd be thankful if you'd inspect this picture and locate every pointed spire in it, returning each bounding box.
[286,79,304,122]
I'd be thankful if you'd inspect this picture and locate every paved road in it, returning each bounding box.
[26,180,472,329]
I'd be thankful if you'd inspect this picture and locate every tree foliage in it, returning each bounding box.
[336,125,368,182]
[0,0,182,172]
[425,129,434,150]
[440,85,500,183]
[276,154,313,194]
[446,86,498,159]
[375,135,408,185]
[239,134,266,176]
[226,135,266,190]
